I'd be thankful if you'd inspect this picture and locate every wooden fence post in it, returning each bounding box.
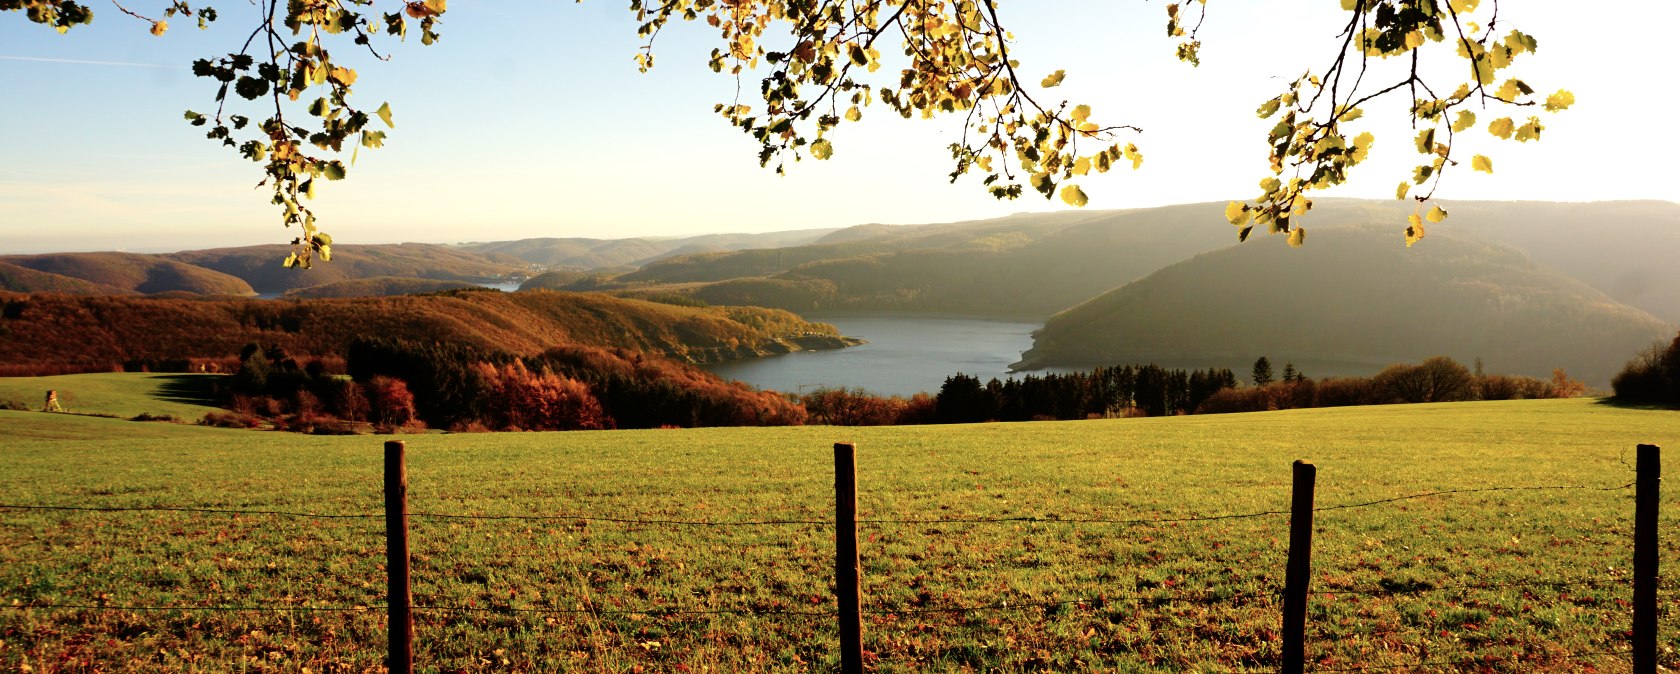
[1281,460,1316,674]
[1634,444,1660,674]
[384,440,414,674]
[834,442,864,674]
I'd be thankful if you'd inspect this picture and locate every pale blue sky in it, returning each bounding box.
[2,1,1676,253]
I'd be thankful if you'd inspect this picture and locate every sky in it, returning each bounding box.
[2,1,1677,253]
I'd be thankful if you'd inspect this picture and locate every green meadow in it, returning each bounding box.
[1,374,1677,672]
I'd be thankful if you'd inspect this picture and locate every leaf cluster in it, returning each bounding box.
[1224,0,1573,245]
[632,0,1141,209]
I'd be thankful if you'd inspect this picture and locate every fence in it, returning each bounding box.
[0,441,1664,672]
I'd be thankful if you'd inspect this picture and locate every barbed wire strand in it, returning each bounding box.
[0,480,1633,528]
[2,603,374,613]
[0,504,379,519]
[1314,577,1629,597]
[863,586,1280,616]
[410,603,836,618]
[1310,647,1631,672]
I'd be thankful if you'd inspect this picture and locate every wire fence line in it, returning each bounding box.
[0,467,1659,671]
[0,478,1634,528]
[1309,647,1634,672]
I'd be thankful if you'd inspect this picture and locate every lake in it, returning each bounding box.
[703,314,1043,397]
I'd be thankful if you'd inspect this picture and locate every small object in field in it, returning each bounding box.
[43,390,64,413]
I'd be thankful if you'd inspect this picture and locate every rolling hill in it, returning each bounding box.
[1329,199,1680,324]
[166,243,527,295]
[1012,224,1675,386]
[458,228,844,270]
[592,200,1680,325]
[0,289,859,369]
[0,261,123,295]
[0,252,255,295]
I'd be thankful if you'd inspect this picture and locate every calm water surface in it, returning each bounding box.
[703,314,1043,397]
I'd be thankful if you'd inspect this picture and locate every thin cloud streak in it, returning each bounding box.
[0,54,185,69]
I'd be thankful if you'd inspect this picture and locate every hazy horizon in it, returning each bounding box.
[5,196,1677,256]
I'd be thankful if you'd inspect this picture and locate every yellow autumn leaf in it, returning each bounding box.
[1544,89,1575,112]
[1350,132,1374,162]
[1224,201,1249,226]
[1260,177,1281,193]
[1426,205,1448,223]
[810,138,833,160]
[1060,184,1088,207]
[1405,213,1426,247]
[1288,227,1306,248]
[1041,70,1065,88]
[1414,128,1435,154]
[844,106,862,122]
[1123,143,1142,169]
[1396,181,1411,200]
[150,20,168,36]
[1451,110,1476,133]
[1472,154,1493,173]
[1488,117,1514,139]
[1070,104,1091,122]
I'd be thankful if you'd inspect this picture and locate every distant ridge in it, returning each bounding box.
[458,228,844,270]
[1013,224,1675,386]
[167,243,525,295]
[0,261,124,295]
[1,252,254,295]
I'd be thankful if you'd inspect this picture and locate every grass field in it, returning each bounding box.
[0,372,222,421]
[1,374,1678,672]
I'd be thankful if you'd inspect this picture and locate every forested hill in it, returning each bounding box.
[596,200,1680,320]
[166,243,527,295]
[0,289,858,369]
[612,206,1234,316]
[0,253,255,295]
[1013,224,1675,386]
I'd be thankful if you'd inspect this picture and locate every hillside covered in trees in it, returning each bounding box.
[576,200,1680,323]
[0,253,255,296]
[1013,225,1674,386]
[0,289,857,374]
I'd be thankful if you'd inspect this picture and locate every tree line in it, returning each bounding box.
[182,344,1618,433]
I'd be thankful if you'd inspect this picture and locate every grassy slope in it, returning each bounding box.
[1,398,1676,671]
[0,372,223,420]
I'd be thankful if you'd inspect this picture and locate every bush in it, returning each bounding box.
[1475,374,1550,400]
[801,387,904,426]
[1612,336,1679,405]
[130,412,177,422]
[1195,387,1270,415]
[1315,377,1383,407]
[199,411,261,429]
[1373,356,1474,404]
